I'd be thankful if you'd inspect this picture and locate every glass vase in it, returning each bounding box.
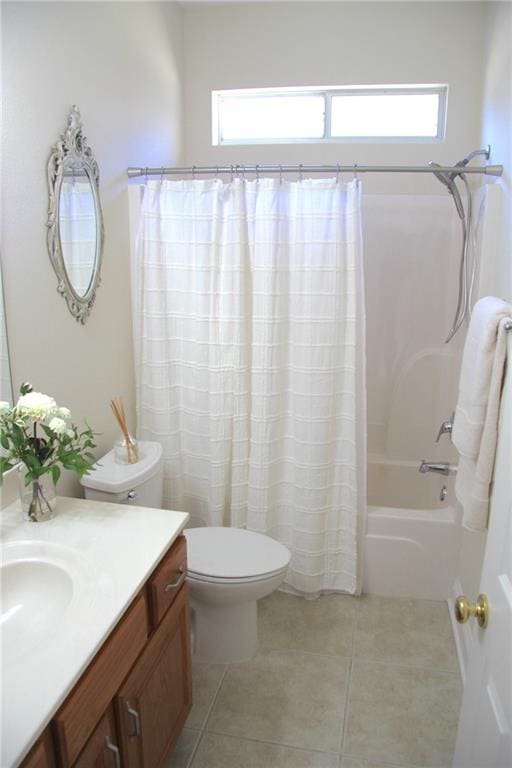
[114,433,139,465]
[18,466,57,522]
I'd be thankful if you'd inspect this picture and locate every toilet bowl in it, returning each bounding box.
[185,527,291,663]
[81,441,291,664]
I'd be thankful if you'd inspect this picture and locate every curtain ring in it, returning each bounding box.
[336,163,340,184]
[192,165,196,180]
[353,163,358,181]
[230,165,234,182]
[215,166,219,180]
[299,164,303,182]
[256,164,260,181]
[144,167,149,183]
[160,166,164,184]
[241,165,246,181]
[279,165,283,185]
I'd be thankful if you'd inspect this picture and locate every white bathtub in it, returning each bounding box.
[363,459,461,600]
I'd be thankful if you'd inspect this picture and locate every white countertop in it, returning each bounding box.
[0,497,189,768]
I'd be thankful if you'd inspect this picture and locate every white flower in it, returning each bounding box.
[0,401,10,414]
[16,392,57,421]
[57,407,71,419]
[48,417,67,435]
[66,429,75,438]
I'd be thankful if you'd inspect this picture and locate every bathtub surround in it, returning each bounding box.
[132,177,366,595]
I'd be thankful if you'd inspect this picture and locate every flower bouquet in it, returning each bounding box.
[0,383,96,521]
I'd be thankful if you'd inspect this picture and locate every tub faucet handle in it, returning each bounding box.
[436,414,454,442]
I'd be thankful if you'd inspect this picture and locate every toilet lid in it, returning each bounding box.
[185,527,291,581]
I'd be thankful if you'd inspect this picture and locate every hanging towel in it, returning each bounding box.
[452,296,511,531]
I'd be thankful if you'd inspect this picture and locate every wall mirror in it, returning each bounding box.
[47,105,104,323]
[0,264,13,405]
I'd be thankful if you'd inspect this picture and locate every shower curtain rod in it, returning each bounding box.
[126,163,503,179]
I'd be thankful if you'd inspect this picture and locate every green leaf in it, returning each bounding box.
[51,465,61,485]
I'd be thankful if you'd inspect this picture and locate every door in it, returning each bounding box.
[73,706,120,768]
[453,346,512,768]
[115,584,192,768]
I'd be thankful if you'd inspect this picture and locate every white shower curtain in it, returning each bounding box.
[132,177,366,595]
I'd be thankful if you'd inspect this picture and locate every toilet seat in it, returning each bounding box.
[185,527,290,584]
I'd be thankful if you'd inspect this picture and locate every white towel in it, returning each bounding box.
[453,297,511,531]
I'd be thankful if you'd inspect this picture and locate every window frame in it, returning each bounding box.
[212,84,448,145]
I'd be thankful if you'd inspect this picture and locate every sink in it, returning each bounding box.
[1,560,73,637]
[0,541,94,661]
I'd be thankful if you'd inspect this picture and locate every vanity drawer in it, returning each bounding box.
[148,535,187,627]
[52,592,148,768]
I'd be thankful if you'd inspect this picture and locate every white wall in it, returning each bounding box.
[455,0,512,606]
[183,0,485,461]
[1,1,184,497]
[183,1,486,195]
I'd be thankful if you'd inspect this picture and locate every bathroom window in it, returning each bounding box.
[212,85,447,144]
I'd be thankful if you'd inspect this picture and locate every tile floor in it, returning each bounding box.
[166,592,462,768]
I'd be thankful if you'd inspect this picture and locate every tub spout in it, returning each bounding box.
[419,460,457,476]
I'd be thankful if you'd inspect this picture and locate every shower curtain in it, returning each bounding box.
[132,177,366,595]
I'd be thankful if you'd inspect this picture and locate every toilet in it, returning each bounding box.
[81,441,291,664]
[185,526,290,663]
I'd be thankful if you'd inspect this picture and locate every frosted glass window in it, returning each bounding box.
[218,94,325,142]
[213,86,447,144]
[331,93,440,137]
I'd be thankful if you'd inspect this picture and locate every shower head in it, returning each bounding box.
[429,161,465,220]
[449,147,491,180]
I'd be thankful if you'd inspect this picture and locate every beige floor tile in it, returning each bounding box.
[344,660,462,767]
[186,662,226,730]
[354,596,458,671]
[341,758,448,768]
[165,728,201,768]
[259,591,357,657]
[192,732,340,767]
[207,649,350,752]
[341,759,420,768]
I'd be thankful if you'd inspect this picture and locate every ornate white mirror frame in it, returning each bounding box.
[46,105,104,323]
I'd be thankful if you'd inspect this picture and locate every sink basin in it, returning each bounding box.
[0,541,93,661]
[1,560,73,637]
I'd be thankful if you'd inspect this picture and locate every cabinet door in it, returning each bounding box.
[115,584,192,768]
[20,729,56,768]
[72,705,120,768]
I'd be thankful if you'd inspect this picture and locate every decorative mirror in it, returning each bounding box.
[47,105,104,323]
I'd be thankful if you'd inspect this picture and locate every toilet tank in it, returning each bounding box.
[81,441,163,508]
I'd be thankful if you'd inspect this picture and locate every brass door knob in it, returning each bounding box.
[454,594,489,628]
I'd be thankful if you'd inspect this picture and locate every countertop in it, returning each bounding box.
[0,497,189,768]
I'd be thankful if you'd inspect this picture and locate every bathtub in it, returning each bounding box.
[363,458,461,600]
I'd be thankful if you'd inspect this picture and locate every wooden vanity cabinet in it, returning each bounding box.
[21,535,191,768]
[72,706,119,768]
[20,730,56,768]
[115,584,192,768]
